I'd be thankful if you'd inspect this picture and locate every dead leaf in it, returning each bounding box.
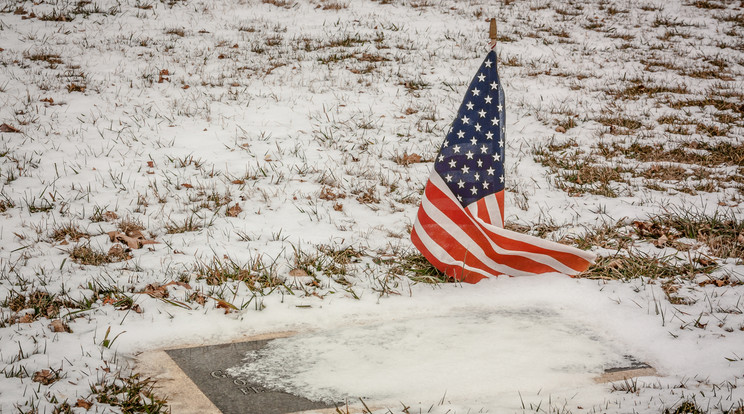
[739,233,744,244]
[163,280,192,290]
[181,183,193,189]
[555,126,566,133]
[140,283,168,298]
[0,123,21,133]
[190,292,206,305]
[216,299,236,314]
[107,244,132,261]
[654,234,668,248]
[132,304,143,313]
[395,152,422,165]
[226,204,242,217]
[75,399,93,410]
[19,314,33,323]
[32,369,57,385]
[108,231,158,249]
[319,187,345,201]
[50,319,71,333]
[231,179,245,185]
[695,256,717,267]
[289,268,309,277]
[103,211,118,221]
[147,161,154,168]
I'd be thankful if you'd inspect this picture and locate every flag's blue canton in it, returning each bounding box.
[434,50,505,207]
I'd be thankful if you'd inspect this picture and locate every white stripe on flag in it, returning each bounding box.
[412,220,494,281]
[426,172,591,275]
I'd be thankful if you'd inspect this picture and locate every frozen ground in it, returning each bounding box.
[0,0,743,412]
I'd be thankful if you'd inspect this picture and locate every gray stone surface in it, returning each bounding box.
[165,340,336,414]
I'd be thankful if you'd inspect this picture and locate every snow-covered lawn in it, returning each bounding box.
[0,0,742,412]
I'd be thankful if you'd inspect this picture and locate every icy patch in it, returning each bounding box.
[228,307,629,407]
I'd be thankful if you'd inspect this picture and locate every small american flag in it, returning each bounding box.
[411,50,595,283]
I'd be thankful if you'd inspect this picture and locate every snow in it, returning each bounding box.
[1,0,743,412]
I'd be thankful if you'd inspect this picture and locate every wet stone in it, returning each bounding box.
[165,340,336,414]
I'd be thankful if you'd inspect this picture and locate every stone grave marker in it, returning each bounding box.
[163,339,337,414]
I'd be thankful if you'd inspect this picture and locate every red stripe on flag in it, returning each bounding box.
[422,183,563,275]
[411,174,595,282]
[495,191,504,225]
[411,226,489,283]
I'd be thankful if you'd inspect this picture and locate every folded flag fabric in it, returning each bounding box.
[411,49,596,283]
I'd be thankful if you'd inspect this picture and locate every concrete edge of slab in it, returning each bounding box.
[136,349,222,414]
[595,367,658,383]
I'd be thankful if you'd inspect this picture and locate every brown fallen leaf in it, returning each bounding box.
[226,204,242,217]
[50,319,71,333]
[32,369,58,385]
[319,187,345,201]
[181,183,193,189]
[107,231,158,249]
[139,283,168,298]
[107,244,132,261]
[163,280,192,290]
[103,211,118,221]
[395,152,422,165]
[695,256,717,267]
[75,399,93,410]
[555,126,566,133]
[231,179,245,185]
[289,268,309,277]
[653,234,669,248]
[0,123,21,133]
[190,292,206,305]
[132,304,143,313]
[216,299,237,314]
[19,314,33,323]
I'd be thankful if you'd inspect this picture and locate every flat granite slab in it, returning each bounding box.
[136,331,657,414]
[165,339,337,414]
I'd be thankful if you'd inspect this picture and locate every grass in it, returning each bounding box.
[580,251,714,281]
[90,374,168,413]
[386,252,450,283]
[69,244,131,265]
[644,207,744,259]
[3,290,75,322]
[663,400,706,414]
[50,223,89,242]
[165,215,202,234]
[193,255,283,291]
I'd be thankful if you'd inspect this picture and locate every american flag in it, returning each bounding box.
[411,50,595,283]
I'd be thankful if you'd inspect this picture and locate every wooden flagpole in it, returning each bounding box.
[489,18,497,49]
